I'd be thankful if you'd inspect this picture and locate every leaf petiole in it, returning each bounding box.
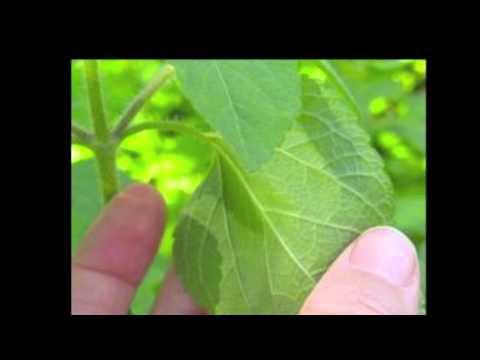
[119,120,221,145]
[112,64,176,139]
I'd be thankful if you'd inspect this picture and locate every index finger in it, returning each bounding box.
[71,184,166,315]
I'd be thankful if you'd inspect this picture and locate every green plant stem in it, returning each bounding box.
[84,61,110,143]
[92,142,119,203]
[120,121,219,145]
[84,60,119,204]
[113,64,175,139]
[81,62,177,316]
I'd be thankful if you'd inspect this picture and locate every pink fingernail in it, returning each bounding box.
[122,183,158,199]
[349,226,417,287]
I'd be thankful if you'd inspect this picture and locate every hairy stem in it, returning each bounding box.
[113,64,175,139]
[84,61,110,143]
[84,60,119,204]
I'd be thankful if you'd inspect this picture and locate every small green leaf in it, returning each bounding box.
[169,60,301,171]
[174,76,394,314]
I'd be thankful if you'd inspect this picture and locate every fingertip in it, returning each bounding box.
[72,182,170,314]
[121,183,166,213]
[350,226,418,287]
[74,183,167,288]
[300,226,420,315]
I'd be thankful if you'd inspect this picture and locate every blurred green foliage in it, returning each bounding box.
[72,60,214,313]
[331,60,426,313]
[71,60,426,314]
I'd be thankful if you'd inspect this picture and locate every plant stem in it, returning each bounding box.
[93,142,119,203]
[113,64,175,139]
[120,121,219,145]
[84,60,119,203]
[71,123,94,145]
[84,61,110,143]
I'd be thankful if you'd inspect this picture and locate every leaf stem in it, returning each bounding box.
[120,121,220,145]
[113,64,176,139]
[83,60,119,204]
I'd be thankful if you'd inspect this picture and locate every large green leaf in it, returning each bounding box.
[174,76,394,314]
[71,160,132,253]
[169,60,301,171]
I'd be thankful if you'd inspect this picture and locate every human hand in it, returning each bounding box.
[71,184,420,315]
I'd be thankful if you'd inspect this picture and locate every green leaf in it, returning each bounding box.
[393,184,426,244]
[169,60,301,171]
[392,92,426,154]
[131,254,171,314]
[71,160,132,254]
[174,76,394,314]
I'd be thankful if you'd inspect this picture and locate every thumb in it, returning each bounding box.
[300,226,420,315]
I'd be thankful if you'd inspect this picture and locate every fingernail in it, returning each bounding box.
[349,226,417,287]
[121,183,160,200]
[97,183,165,233]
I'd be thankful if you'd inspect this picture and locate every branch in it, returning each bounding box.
[71,123,94,144]
[113,64,175,138]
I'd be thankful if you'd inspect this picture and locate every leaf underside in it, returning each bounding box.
[169,60,301,171]
[174,76,394,315]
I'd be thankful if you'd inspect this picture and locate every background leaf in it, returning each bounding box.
[169,60,301,171]
[71,160,132,253]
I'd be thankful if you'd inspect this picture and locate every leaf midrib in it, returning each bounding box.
[212,61,249,160]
